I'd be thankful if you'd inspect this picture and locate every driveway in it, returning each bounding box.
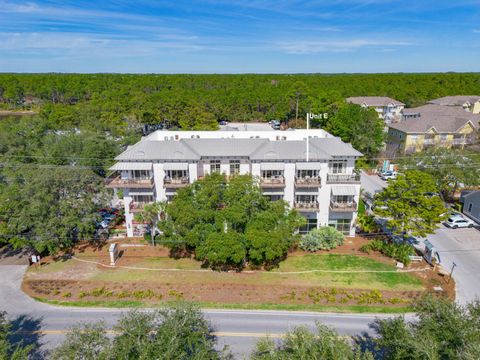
[427,227,480,304]
[361,171,387,197]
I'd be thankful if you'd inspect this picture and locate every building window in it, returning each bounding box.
[328,218,351,235]
[264,194,283,202]
[210,160,221,173]
[132,170,151,179]
[296,169,320,178]
[295,194,317,203]
[299,218,317,234]
[332,195,353,204]
[165,170,187,180]
[230,160,240,175]
[328,160,347,174]
[132,194,154,204]
[261,170,283,179]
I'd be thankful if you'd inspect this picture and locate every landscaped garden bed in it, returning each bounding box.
[22,238,454,312]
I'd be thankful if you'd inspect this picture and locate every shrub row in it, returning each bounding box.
[360,240,415,265]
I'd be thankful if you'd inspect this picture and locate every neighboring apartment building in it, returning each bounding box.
[386,104,479,154]
[346,96,405,123]
[428,96,480,114]
[463,191,480,224]
[106,129,362,237]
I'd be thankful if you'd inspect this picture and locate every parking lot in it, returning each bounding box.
[426,226,480,304]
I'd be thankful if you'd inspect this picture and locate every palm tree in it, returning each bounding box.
[134,201,166,246]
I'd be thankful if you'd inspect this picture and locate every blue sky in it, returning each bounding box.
[0,0,479,73]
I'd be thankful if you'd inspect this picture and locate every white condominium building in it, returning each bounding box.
[347,96,405,124]
[106,128,362,237]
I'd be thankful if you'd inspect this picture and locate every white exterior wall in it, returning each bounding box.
[124,195,134,237]
[239,161,250,175]
[188,163,198,182]
[153,163,166,201]
[283,163,295,206]
[251,163,261,178]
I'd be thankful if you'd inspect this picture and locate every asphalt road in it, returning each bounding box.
[0,265,402,359]
[426,226,480,304]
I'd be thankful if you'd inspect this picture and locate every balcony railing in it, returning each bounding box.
[326,173,360,184]
[163,177,190,188]
[329,200,357,212]
[295,177,321,187]
[261,177,285,188]
[294,201,319,212]
[105,176,154,189]
[423,138,435,145]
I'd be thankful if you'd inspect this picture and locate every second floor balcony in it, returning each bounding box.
[295,176,322,187]
[326,173,360,184]
[330,200,357,212]
[294,201,319,212]
[163,177,190,188]
[105,175,154,189]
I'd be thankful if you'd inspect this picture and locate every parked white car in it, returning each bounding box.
[444,214,476,229]
[380,171,397,181]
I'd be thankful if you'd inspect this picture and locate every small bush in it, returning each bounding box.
[132,289,155,299]
[78,291,88,299]
[62,292,72,298]
[299,227,344,252]
[91,286,113,297]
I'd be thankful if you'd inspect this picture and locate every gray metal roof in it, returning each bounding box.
[389,104,480,134]
[116,139,200,161]
[428,96,480,106]
[347,96,405,107]
[464,190,480,203]
[115,136,362,162]
[181,138,268,157]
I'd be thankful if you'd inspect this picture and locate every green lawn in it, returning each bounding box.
[75,253,422,291]
[36,297,413,314]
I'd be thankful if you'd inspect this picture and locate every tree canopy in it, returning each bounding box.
[373,170,446,238]
[52,302,232,360]
[160,173,305,269]
[0,311,32,360]
[401,148,480,200]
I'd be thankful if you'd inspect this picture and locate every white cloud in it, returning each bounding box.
[279,39,413,54]
[0,32,203,55]
[473,29,480,33]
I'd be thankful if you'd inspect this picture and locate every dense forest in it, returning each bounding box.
[0,72,479,253]
[1,73,480,136]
